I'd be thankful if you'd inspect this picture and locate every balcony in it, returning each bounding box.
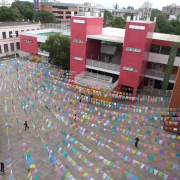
[145,69,176,82]
[86,59,120,75]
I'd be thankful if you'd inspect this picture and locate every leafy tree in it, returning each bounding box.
[113,2,119,9]
[171,19,180,27]
[175,25,180,35]
[111,17,126,28]
[127,6,134,10]
[24,10,34,20]
[159,21,173,34]
[0,6,21,21]
[156,13,168,29]
[150,9,161,21]
[34,10,58,23]
[123,12,134,20]
[40,34,70,69]
[103,10,113,24]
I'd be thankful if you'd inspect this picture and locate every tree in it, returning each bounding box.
[150,9,161,21]
[24,10,34,20]
[159,21,173,34]
[156,13,168,29]
[123,12,134,20]
[103,10,113,24]
[113,2,119,9]
[0,6,21,21]
[40,34,70,69]
[127,6,134,10]
[175,25,180,35]
[34,10,58,23]
[111,17,126,28]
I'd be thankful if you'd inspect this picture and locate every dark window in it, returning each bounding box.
[9,31,12,38]
[59,11,63,14]
[15,31,19,37]
[2,32,6,39]
[21,30,24,32]
[66,16,71,18]
[0,45,2,54]
[16,42,20,50]
[177,48,180,57]
[10,43,14,51]
[66,11,71,14]
[74,11,77,14]
[32,29,34,31]
[4,44,8,52]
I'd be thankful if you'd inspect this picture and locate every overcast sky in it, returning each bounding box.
[61,0,180,10]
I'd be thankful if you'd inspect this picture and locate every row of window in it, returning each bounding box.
[73,38,84,43]
[123,66,138,72]
[0,42,20,53]
[1,29,38,39]
[129,25,145,30]
[126,47,141,53]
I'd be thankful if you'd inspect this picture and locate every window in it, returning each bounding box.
[2,32,6,39]
[126,47,141,53]
[10,43,14,51]
[27,29,29,31]
[15,31,19,37]
[73,19,85,24]
[32,29,34,31]
[9,31,12,38]
[73,56,83,61]
[16,42,20,50]
[123,66,138,72]
[66,11,71,14]
[66,16,71,18]
[0,45,2,54]
[129,25,145,30]
[21,30,24,32]
[73,39,84,43]
[4,44,8,52]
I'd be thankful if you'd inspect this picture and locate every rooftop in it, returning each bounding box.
[41,2,78,7]
[0,22,38,27]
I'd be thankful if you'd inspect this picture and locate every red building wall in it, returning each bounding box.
[119,21,155,89]
[70,16,103,73]
[20,35,38,54]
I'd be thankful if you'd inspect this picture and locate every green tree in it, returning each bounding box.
[175,25,180,35]
[0,6,21,21]
[34,10,58,23]
[123,12,134,20]
[127,6,134,10]
[150,9,161,21]
[40,34,70,69]
[111,17,126,28]
[113,2,119,9]
[156,13,168,29]
[160,21,173,34]
[24,10,34,20]
[103,10,113,24]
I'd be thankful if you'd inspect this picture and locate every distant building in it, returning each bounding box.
[169,15,177,20]
[0,0,11,7]
[0,22,40,57]
[139,2,153,20]
[77,2,112,16]
[162,3,180,16]
[112,9,140,19]
[38,2,78,26]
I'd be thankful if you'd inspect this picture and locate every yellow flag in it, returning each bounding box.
[27,172,32,179]
[29,164,36,169]
[66,172,70,177]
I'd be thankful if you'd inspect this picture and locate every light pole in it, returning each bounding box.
[11,33,16,59]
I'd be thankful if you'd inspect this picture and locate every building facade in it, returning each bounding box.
[38,2,78,25]
[77,2,111,16]
[139,2,152,20]
[112,9,140,19]
[0,22,40,58]
[162,3,180,16]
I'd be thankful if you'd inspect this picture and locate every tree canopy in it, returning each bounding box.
[123,12,134,20]
[103,10,113,24]
[0,6,21,21]
[113,2,119,9]
[111,17,126,28]
[127,6,134,10]
[40,34,70,69]
[11,1,34,20]
[34,10,58,23]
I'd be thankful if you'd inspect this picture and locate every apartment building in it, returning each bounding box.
[38,2,78,25]
[0,22,40,57]
[77,2,111,16]
[162,3,180,16]
[112,9,140,19]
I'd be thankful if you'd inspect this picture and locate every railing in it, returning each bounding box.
[41,23,70,30]
[86,59,120,73]
[38,48,49,57]
[143,86,172,96]
[145,69,176,81]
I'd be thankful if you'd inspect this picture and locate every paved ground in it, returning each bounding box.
[0,60,179,180]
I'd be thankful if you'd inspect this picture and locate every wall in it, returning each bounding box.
[119,21,155,89]
[0,24,40,57]
[70,16,103,73]
[20,35,38,54]
[86,39,101,60]
[151,39,180,48]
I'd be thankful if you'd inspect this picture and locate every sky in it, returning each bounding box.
[61,0,180,10]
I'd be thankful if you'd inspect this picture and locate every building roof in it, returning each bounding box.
[41,2,78,7]
[112,9,139,13]
[87,27,180,43]
[0,22,38,27]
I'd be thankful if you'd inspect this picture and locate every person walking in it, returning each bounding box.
[135,137,139,148]
[24,121,29,130]
[73,114,76,122]
[1,162,4,173]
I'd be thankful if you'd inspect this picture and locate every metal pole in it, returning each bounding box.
[14,36,16,59]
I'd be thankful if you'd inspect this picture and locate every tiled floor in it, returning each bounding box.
[0,61,179,180]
